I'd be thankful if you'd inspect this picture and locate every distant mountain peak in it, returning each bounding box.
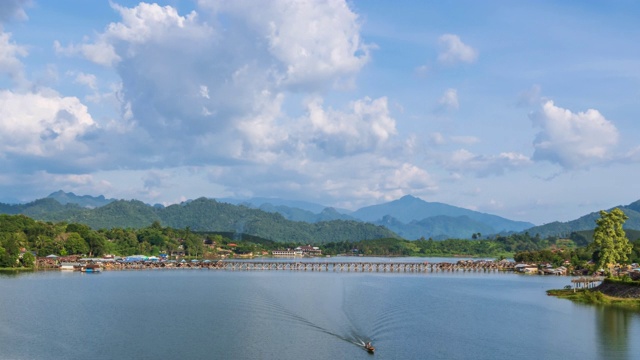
[400,194,417,200]
[46,190,114,208]
[352,194,534,238]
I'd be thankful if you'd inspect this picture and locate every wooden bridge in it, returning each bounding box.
[100,259,518,273]
[202,260,515,273]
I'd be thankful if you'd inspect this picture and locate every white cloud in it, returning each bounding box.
[71,72,98,90]
[0,90,96,158]
[55,40,120,67]
[201,0,371,90]
[442,149,531,177]
[55,3,207,67]
[234,91,289,162]
[107,3,200,44]
[435,88,459,112]
[306,96,397,156]
[0,31,27,84]
[437,34,477,65]
[530,100,619,169]
[199,85,209,99]
[52,1,374,171]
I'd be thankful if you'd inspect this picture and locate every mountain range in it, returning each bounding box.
[2,191,640,242]
[524,200,640,238]
[221,195,533,239]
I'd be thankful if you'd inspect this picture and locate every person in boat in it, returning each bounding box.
[365,342,372,349]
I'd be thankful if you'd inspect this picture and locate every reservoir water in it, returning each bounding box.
[1,258,639,360]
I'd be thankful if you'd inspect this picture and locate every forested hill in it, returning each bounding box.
[0,197,398,244]
[353,195,534,235]
[524,200,640,238]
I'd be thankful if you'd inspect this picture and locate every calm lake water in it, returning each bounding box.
[1,258,639,360]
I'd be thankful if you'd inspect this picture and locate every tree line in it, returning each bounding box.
[1,197,398,244]
[2,209,639,273]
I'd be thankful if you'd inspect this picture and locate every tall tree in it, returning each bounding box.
[65,233,90,255]
[592,208,632,276]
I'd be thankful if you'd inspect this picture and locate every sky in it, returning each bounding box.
[0,0,639,225]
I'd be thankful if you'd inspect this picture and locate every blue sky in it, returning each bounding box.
[1,0,639,225]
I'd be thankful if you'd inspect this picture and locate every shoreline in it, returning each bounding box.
[15,258,520,273]
[547,280,640,312]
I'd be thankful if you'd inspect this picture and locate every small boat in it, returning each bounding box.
[364,342,375,354]
[82,264,102,273]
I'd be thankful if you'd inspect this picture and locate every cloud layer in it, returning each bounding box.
[0,0,638,225]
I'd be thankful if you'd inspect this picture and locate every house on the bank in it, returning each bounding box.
[296,245,322,257]
[272,249,303,257]
[514,264,538,274]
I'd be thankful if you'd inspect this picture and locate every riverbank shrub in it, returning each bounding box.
[582,290,606,303]
[605,278,640,287]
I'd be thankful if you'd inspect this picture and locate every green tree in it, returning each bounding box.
[21,252,35,268]
[85,232,106,257]
[0,246,13,268]
[592,208,632,276]
[184,234,204,257]
[65,233,90,255]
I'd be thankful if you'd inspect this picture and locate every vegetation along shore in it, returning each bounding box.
[2,207,640,314]
[546,208,640,311]
[547,279,640,312]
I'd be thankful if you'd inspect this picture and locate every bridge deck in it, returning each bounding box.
[201,260,514,273]
[100,259,517,273]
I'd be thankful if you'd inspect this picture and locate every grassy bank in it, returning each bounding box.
[547,288,640,311]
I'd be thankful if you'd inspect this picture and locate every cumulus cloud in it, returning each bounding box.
[199,0,371,90]
[0,31,27,84]
[52,1,374,168]
[530,100,619,169]
[54,40,120,67]
[31,1,437,207]
[0,90,96,158]
[437,34,477,65]
[442,149,531,177]
[71,72,98,90]
[435,88,459,112]
[306,96,397,156]
[54,3,206,68]
[0,89,106,179]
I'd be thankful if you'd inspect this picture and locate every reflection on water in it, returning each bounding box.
[0,269,639,359]
[596,305,633,360]
[0,269,33,277]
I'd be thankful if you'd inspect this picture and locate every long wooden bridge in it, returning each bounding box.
[103,259,517,273]
[212,260,514,273]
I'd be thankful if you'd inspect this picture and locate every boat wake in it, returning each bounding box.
[242,285,371,349]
